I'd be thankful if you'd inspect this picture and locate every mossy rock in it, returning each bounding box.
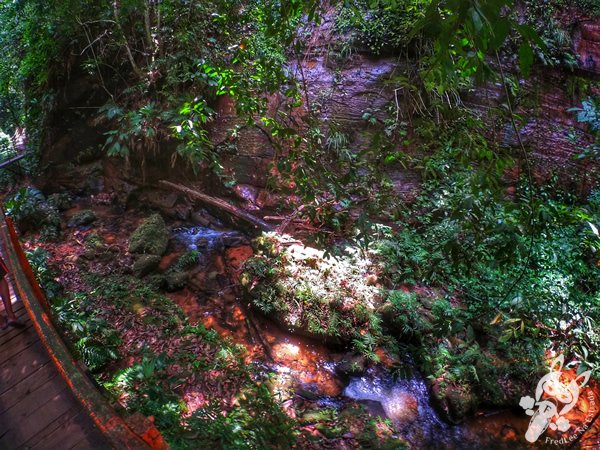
[68,209,97,227]
[336,353,367,377]
[431,380,478,424]
[133,254,162,277]
[128,214,169,256]
[165,271,188,291]
[47,193,73,211]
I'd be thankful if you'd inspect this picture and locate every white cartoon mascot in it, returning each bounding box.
[520,355,591,443]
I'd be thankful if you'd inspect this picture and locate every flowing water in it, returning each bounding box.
[170,226,537,449]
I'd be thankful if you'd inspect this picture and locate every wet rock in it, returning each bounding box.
[189,271,221,294]
[384,391,419,423]
[190,209,212,227]
[172,204,191,221]
[255,189,280,208]
[296,387,321,401]
[67,209,97,227]
[41,161,104,195]
[129,214,169,256]
[139,190,178,210]
[233,183,259,205]
[336,354,366,377]
[575,21,600,75]
[133,254,162,277]
[300,409,336,424]
[165,271,188,291]
[195,237,209,248]
[500,425,518,441]
[219,233,249,247]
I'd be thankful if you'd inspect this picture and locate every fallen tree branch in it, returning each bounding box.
[158,180,274,232]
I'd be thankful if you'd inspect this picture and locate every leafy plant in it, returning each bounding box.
[52,295,121,372]
[25,247,62,300]
[4,187,60,240]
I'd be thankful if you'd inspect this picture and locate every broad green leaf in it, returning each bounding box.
[518,43,534,77]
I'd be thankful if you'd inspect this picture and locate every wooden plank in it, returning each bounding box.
[0,385,74,449]
[0,341,50,396]
[70,432,113,450]
[0,215,155,449]
[0,319,35,346]
[0,301,31,325]
[25,404,83,449]
[32,408,111,450]
[0,323,38,362]
[0,299,25,316]
[0,360,58,415]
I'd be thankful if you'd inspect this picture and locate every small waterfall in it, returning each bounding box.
[344,367,462,448]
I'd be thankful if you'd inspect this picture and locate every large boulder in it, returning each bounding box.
[128,214,169,256]
[133,254,162,277]
[67,209,97,227]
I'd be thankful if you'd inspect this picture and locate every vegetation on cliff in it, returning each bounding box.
[0,0,599,448]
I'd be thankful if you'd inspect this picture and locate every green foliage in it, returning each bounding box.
[0,0,91,156]
[47,192,72,211]
[523,0,578,69]
[573,0,600,15]
[184,383,296,450]
[377,145,600,383]
[5,187,61,241]
[415,0,544,89]
[173,250,200,271]
[52,295,121,372]
[101,102,171,158]
[25,246,62,300]
[300,405,407,449]
[103,313,295,448]
[128,213,169,256]
[384,290,433,338]
[568,96,600,161]
[84,273,186,329]
[570,97,600,132]
[242,234,389,360]
[110,352,185,431]
[335,0,428,55]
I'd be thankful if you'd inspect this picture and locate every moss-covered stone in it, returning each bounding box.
[431,380,478,424]
[165,271,188,291]
[47,192,73,211]
[67,209,97,227]
[133,254,162,277]
[128,214,169,256]
[241,233,384,353]
[336,353,367,377]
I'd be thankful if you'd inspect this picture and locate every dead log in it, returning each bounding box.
[158,180,274,232]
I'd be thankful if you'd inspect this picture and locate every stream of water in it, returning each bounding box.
[170,226,531,449]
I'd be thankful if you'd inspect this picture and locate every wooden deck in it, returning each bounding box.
[0,282,109,450]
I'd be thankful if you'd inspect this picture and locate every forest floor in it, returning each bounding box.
[12,192,600,449]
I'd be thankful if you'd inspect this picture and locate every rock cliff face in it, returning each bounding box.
[209,12,600,205]
[39,11,600,208]
[575,20,600,73]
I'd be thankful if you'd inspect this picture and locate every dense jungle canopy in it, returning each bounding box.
[0,0,599,448]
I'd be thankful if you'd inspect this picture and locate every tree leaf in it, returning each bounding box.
[518,43,534,77]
